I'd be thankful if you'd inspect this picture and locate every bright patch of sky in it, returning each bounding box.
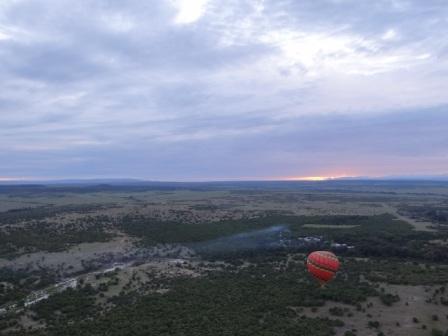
[170,0,210,24]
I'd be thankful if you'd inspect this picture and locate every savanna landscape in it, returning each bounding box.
[1,180,447,336]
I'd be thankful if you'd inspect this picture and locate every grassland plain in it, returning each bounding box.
[0,181,448,335]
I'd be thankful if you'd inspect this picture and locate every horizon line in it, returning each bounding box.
[1,175,448,184]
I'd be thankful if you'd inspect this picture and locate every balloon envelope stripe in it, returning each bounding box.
[307,258,338,273]
[308,254,339,272]
[316,251,339,262]
[307,261,335,278]
[307,263,335,282]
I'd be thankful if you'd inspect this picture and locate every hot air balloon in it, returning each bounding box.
[306,251,340,286]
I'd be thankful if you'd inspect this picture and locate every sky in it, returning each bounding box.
[0,0,447,181]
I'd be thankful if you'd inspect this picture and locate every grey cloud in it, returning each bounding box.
[0,0,447,179]
[1,106,446,179]
[6,43,107,82]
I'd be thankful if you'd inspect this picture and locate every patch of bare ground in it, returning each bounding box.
[381,203,437,232]
[233,198,387,217]
[0,235,137,273]
[301,285,448,336]
[18,311,45,331]
[82,259,220,305]
[429,239,448,246]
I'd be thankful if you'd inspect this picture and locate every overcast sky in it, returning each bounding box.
[0,0,447,180]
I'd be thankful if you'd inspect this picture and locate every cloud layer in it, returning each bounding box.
[0,0,447,179]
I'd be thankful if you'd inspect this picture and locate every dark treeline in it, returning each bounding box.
[0,205,107,225]
[7,255,379,336]
[118,213,448,263]
[0,222,112,257]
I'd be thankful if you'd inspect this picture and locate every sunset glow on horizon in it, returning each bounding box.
[0,177,26,181]
[284,174,354,181]
[293,176,332,181]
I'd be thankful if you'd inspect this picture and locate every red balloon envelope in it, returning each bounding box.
[307,251,340,285]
